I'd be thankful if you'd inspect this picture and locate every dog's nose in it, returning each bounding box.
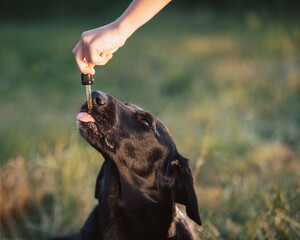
[92,91,108,106]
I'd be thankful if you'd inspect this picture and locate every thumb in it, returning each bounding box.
[83,62,96,75]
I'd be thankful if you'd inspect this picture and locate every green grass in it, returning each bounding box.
[0,8,300,239]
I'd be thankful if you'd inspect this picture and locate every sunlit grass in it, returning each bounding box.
[0,8,299,240]
[1,138,101,238]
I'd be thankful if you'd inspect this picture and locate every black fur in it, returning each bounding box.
[52,91,201,240]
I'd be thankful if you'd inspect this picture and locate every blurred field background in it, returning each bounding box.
[0,0,300,239]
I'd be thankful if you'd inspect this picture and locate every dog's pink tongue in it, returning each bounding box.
[76,112,95,123]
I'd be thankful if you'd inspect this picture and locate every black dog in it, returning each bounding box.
[54,91,201,240]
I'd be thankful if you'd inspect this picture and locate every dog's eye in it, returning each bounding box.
[141,119,150,126]
[137,112,152,128]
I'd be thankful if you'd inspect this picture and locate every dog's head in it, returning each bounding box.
[76,91,201,225]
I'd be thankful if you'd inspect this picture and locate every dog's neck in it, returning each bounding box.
[95,156,175,239]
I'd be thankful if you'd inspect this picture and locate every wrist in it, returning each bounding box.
[113,17,136,40]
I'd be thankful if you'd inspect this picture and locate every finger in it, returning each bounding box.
[73,42,95,75]
[87,49,114,65]
[81,36,106,65]
[90,44,117,64]
[96,47,118,60]
[80,33,94,64]
[105,47,119,55]
[90,50,107,65]
[96,53,113,66]
[82,41,94,64]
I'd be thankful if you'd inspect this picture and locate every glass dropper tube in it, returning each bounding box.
[81,73,94,110]
[86,85,93,109]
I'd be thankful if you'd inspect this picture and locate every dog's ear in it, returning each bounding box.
[173,154,201,225]
[159,153,201,225]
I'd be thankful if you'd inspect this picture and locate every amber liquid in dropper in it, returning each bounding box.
[86,85,93,110]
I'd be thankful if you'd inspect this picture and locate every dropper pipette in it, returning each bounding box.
[81,73,94,110]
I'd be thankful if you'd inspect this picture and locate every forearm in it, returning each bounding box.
[115,0,172,38]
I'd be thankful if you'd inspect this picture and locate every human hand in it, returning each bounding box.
[73,21,128,75]
[73,0,172,75]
